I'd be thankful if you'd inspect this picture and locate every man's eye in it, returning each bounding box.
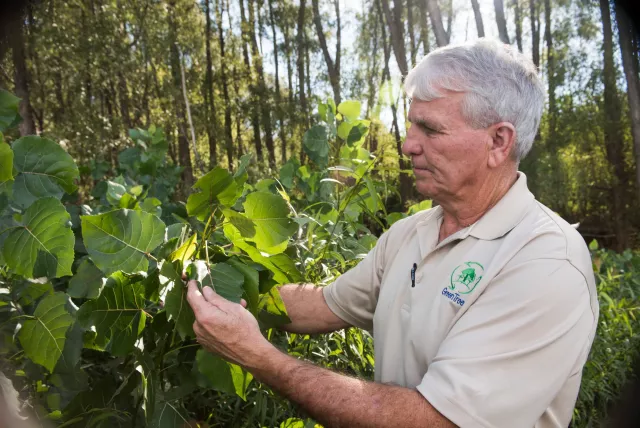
[420,125,437,135]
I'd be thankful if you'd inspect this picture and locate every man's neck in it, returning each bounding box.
[437,171,518,243]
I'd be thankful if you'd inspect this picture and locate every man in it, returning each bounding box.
[187,38,599,428]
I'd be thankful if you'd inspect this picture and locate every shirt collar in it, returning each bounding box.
[467,171,535,240]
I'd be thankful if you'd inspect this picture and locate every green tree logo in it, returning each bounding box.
[449,262,484,294]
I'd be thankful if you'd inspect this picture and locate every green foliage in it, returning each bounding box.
[0,90,637,428]
[572,248,640,427]
[18,292,74,372]
[2,197,74,278]
[81,209,165,275]
[11,136,79,208]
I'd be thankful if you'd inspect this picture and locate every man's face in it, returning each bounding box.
[402,92,493,201]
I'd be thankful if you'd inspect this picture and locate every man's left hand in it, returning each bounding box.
[186,280,269,367]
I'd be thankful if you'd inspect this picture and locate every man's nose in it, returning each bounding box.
[402,131,422,157]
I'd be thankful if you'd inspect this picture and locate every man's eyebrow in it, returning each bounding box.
[408,116,446,133]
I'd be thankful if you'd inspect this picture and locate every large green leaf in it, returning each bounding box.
[0,89,21,132]
[196,350,253,400]
[227,258,260,315]
[187,260,244,303]
[243,192,296,254]
[18,292,74,372]
[337,100,361,121]
[223,223,302,284]
[77,272,147,356]
[67,259,105,299]
[11,136,79,208]
[162,260,195,341]
[81,209,165,275]
[0,140,13,195]
[303,125,329,168]
[2,197,74,278]
[186,167,239,221]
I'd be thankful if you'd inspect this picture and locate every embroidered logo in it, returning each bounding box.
[449,261,484,295]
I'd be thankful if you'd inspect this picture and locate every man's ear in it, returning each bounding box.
[487,122,516,168]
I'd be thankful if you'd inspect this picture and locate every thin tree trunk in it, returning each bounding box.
[407,0,417,65]
[297,0,309,130]
[311,0,341,105]
[494,0,510,44]
[377,0,412,205]
[615,2,640,201]
[470,0,485,38]
[544,0,556,142]
[179,51,203,173]
[365,8,380,151]
[283,15,294,108]
[249,0,276,169]
[117,71,132,132]
[168,0,194,189]
[239,0,264,163]
[418,1,430,54]
[268,0,288,164]
[425,0,448,47]
[513,0,523,52]
[529,0,539,68]
[445,0,453,41]
[380,0,409,77]
[9,17,36,136]
[205,0,218,167]
[217,0,234,170]
[600,0,629,250]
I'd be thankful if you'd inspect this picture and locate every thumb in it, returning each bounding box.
[240,298,247,308]
[202,285,223,304]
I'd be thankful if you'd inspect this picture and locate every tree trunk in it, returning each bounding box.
[380,0,409,77]
[168,0,194,189]
[615,2,640,201]
[311,0,341,105]
[217,0,234,170]
[377,0,412,205]
[494,0,510,44]
[9,17,36,136]
[600,0,629,250]
[418,1,430,54]
[268,0,288,164]
[117,71,132,132]
[445,0,453,41]
[296,0,309,131]
[283,14,294,108]
[529,0,539,67]
[205,0,218,167]
[407,0,417,65]
[513,0,523,52]
[544,0,556,143]
[248,0,276,169]
[470,0,485,38]
[425,0,448,47]
[239,0,264,163]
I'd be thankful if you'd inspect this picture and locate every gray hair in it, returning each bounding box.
[404,38,545,161]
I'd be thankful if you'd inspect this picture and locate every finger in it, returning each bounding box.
[202,285,223,304]
[240,298,247,308]
[186,281,210,317]
[181,272,187,281]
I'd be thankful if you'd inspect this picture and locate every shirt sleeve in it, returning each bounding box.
[322,228,391,331]
[416,259,597,428]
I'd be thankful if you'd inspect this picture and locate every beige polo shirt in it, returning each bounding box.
[323,172,599,428]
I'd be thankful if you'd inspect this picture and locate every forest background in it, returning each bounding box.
[1,0,640,427]
[1,0,639,250]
